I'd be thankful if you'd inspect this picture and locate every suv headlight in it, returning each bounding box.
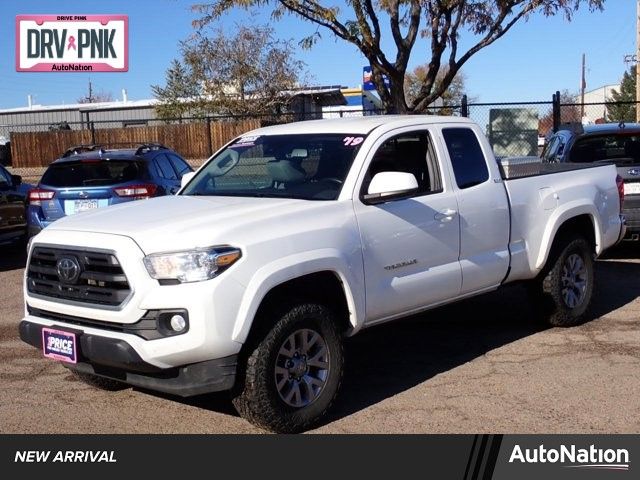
[143,246,241,283]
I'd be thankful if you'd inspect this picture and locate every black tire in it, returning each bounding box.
[532,236,594,327]
[70,370,128,391]
[231,303,344,433]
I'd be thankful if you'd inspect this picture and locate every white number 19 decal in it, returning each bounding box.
[343,136,364,146]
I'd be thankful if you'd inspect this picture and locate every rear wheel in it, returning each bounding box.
[232,303,344,433]
[532,236,594,327]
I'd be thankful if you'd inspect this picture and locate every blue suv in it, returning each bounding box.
[28,143,193,237]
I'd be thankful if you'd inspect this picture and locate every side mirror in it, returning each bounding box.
[364,171,418,204]
[11,174,22,186]
[180,171,196,189]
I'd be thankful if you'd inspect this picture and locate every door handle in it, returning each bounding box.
[434,209,458,221]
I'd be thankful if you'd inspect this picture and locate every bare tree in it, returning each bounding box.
[77,81,114,104]
[193,0,604,113]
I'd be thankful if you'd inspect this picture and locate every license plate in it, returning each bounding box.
[624,182,640,195]
[42,328,77,364]
[75,199,99,213]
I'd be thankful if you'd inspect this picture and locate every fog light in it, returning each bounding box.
[170,314,187,332]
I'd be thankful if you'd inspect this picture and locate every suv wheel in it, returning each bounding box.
[533,236,594,327]
[232,303,344,433]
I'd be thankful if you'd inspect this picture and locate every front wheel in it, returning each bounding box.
[533,237,594,327]
[231,303,344,433]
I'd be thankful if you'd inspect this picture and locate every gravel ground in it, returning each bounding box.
[0,244,638,434]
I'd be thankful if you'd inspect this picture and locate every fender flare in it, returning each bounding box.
[535,201,602,270]
[230,248,365,344]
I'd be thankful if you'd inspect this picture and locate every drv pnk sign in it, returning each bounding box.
[16,15,128,72]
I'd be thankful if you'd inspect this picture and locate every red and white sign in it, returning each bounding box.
[16,14,128,72]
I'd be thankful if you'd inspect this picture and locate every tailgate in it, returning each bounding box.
[617,164,640,230]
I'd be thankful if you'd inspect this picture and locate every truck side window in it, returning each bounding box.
[442,128,489,189]
[361,131,441,198]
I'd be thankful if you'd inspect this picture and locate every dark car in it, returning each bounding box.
[27,143,193,237]
[0,163,29,245]
[543,123,640,240]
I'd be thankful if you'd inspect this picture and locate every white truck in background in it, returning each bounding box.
[20,116,626,432]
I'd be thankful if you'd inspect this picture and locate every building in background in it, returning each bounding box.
[582,84,620,124]
[322,87,382,118]
[0,87,348,137]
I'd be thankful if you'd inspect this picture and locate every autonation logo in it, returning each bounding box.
[509,444,630,471]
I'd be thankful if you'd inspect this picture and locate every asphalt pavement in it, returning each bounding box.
[1,244,638,433]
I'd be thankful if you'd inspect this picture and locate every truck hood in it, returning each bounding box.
[47,195,312,253]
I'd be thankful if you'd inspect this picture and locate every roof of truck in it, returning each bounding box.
[248,115,474,136]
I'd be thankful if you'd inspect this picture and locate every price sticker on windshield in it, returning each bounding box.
[343,136,364,146]
[234,135,260,147]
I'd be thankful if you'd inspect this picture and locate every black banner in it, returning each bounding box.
[0,435,635,479]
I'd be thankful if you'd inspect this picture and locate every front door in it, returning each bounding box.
[353,129,462,324]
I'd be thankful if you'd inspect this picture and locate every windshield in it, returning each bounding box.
[181,133,366,200]
[41,160,148,187]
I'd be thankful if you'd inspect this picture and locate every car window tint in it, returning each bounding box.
[40,161,146,187]
[168,154,192,177]
[0,166,11,185]
[362,131,441,197]
[442,128,489,189]
[570,134,640,164]
[543,135,562,162]
[155,154,178,180]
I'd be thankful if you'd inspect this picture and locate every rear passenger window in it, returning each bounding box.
[442,128,489,189]
[155,155,178,180]
[168,154,192,177]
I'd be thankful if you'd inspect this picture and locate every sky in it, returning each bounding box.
[0,0,635,109]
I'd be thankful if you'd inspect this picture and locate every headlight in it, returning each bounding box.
[143,246,241,283]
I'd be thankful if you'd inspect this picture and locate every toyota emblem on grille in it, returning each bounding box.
[56,257,81,283]
[629,169,640,176]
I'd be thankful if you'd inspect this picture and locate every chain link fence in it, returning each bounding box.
[3,97,640,170]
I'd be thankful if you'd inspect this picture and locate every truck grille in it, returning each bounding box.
[27,246,131,307]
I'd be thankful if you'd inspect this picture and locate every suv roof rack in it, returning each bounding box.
[62,144,103,158]
[61,142,169,158]
[134,143,168,156]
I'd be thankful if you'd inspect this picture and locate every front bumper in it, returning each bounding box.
[24,231,246,368]
[19,320,237,396]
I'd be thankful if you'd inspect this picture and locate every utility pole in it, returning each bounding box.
[580,53,586,121]
[637,0,640,122]
[85,79,93,103]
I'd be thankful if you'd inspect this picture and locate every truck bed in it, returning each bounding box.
[499,160,621,282]
[498,156,607,180]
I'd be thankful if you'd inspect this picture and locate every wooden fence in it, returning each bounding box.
[9,119,261,167]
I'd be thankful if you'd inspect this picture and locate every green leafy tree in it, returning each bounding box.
[193,0,604,114]
[606,66,636,123]
[152,60,201,119]
[152,25,306,119]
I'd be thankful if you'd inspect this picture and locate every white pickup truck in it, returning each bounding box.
[20,116,626,432]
